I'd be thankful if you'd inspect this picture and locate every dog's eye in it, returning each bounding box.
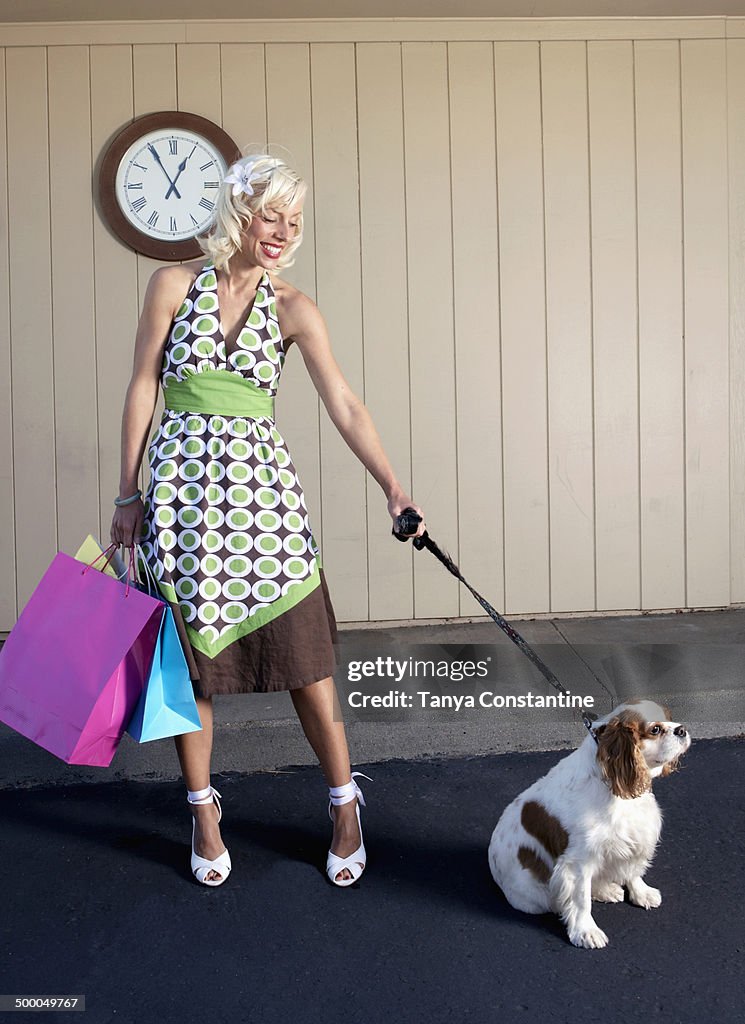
[649,724,661,735]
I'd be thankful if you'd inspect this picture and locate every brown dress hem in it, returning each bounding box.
[166,566,339,698]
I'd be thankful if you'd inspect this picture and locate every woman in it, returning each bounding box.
[110,153,425,888]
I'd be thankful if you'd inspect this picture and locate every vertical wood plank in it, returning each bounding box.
[175,42,222,122]
[263,44,323,590]
[133,43,177,115]
[48,46,99,558]
[494,42,550,615]
[134,45,177,298]
[727,38,745,604]
[541,41,595,613]
[0,48,17,627]
[221,43,267,153]
[402,41,459,618]
[357,42,413,621]
[262,44,316,290]
[133,43,178,495]
[448,41,504,617]
[6,47,55,609]
[90,45,137,543]
[133,43,177,297]
[681,39,729,607]
[635,40,685,609]
[310,43,367,619]
[587,40,640,610]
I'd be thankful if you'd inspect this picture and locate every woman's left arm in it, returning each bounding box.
[288,292,425,538]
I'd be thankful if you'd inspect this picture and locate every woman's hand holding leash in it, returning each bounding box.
[392,506,425,546]
[388,495,425,542]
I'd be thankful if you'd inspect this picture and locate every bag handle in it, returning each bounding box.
[81,541,119,576]
[80,541,162,600]
[80,540,135,598]
[132,543,162,598]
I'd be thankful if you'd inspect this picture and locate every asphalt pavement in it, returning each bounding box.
[1,608,744,1023]
[1,737,742,1024]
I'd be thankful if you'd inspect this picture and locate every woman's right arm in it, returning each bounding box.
[110,266,191,547]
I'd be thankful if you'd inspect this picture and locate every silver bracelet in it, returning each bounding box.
[114,489,142,507]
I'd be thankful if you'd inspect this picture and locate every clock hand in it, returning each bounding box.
[165,144,197,200]
[147,143,182,200]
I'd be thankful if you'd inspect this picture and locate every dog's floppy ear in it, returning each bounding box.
[596,711,651,799]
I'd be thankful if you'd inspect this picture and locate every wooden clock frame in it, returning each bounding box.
[97,110,241,261]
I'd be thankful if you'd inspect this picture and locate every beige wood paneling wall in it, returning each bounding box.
[0,18,741,629]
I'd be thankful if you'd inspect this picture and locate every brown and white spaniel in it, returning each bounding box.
[488,700,690,949]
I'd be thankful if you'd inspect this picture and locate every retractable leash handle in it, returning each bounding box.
[392,507,427,548]
[391,507,598,740]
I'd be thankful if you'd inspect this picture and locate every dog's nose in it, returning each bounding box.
[674,726,687,738]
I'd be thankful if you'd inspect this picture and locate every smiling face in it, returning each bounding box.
[240,201,304,270]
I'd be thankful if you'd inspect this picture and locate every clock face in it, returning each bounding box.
[98,111,240,260]
[115,128,227,242]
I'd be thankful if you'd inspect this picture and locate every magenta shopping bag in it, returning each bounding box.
[0,548,164,767]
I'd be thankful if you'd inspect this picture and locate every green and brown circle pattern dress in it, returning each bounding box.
[139,262,338,696]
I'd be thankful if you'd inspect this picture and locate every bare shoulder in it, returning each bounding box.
[144,258,204,315]
[272,276,325,346]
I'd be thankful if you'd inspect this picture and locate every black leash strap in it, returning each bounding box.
[393,508,598,740]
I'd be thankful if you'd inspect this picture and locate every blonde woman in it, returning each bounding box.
[110,154,425,887]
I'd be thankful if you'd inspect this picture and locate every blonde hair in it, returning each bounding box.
[198,153,307,272]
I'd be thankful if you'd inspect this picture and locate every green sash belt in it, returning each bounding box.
[163,369,275,418]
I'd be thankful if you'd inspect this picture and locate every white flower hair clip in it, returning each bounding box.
[223,158,279,198]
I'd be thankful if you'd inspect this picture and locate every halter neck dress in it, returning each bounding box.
[139,262,338,696]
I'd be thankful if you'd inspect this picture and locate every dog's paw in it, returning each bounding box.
[592,882,624,903]
[569,924,609,949]
[628,882,662,909]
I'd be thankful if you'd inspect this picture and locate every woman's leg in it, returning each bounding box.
[174,695,227,883]
[290,677,362,882]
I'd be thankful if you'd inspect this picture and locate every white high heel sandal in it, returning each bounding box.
[187,786,232,887]
[326,772,372,887]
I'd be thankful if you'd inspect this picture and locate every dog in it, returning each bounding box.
[488,700,690,949]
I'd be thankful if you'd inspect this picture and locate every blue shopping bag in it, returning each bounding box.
[126,547,202,743]
[126,606,202,742]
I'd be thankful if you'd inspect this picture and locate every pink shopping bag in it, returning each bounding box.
[0,547,164,767]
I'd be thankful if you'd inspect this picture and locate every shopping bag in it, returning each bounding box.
[74,534,127,580]
[0,546,164,767]
[126,547,202,742]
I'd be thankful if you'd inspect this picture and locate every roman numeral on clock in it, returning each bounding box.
[147,211,159,227]
[131,197,147,212]
[200,160,214,172]
[199,198,215,211]
[169,216,177,232]
[204,181,219,188]
[169,139,178,155]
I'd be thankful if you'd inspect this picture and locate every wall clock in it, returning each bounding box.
[98,111,240,261]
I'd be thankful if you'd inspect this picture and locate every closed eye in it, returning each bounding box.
[263,213,300,228]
